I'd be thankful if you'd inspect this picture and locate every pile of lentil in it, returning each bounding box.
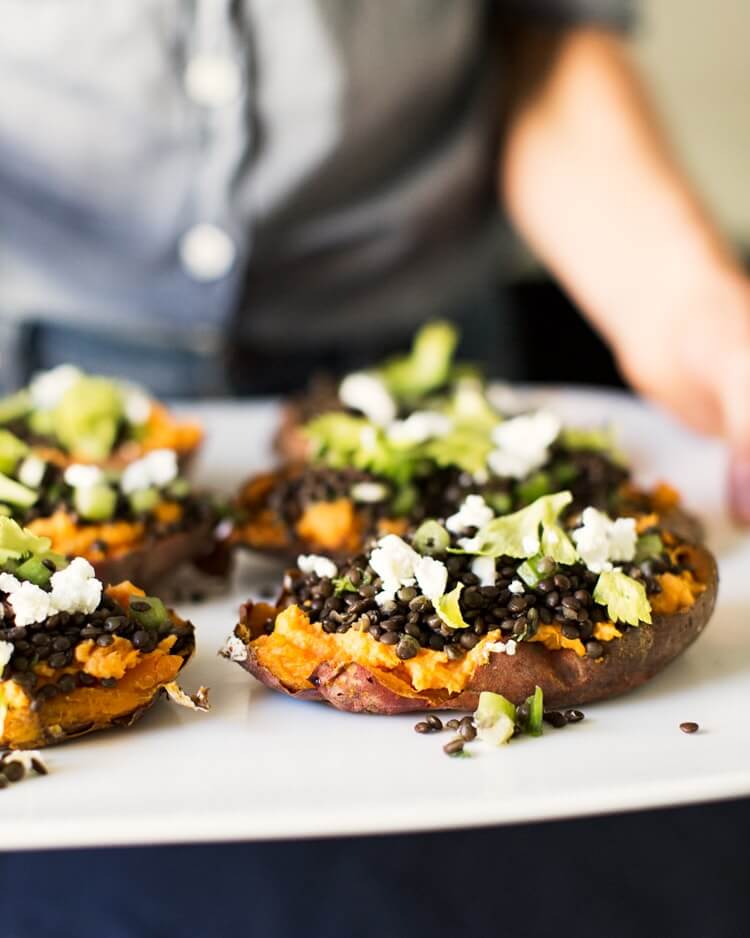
[264,446,629,538]
[281,528,691,663]
[11,463,217,549]
[0,588,193,709]
[0,750,48,788]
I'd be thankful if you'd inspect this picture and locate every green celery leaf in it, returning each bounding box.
[593,570,652,626]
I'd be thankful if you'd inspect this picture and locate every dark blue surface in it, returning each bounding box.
[1,798,748,938]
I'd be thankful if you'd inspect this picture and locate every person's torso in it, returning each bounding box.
[0,0,508,358]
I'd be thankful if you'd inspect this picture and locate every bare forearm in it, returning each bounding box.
[500,28,744,349]
[500,27,750,519]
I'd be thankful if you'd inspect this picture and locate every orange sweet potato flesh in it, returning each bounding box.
[228,544,717,713]
[0,583,195,749]
[27,511,219,591]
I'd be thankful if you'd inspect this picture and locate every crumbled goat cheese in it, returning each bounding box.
[413,555,448,602]
[297,554,338,580]
[485,639,517,656]
[572,507,637,574]
[29,364,82,410]
[339,372,397,427]
[350,482,389,503]
[9,581,51,626]
[487,410,562,480]
[222,635,248,663]
[445,495,495,535]
[49,558,102,615]
[471,555,496,587]
[64,464,104,490]
[0,573,21,594]
[120,449,178,494]
[0,640,13,671]
[121,384,153,425]
[387,411,452,446]
[508,579,525,595]
[17,456,47,489]
[369,534,418,595]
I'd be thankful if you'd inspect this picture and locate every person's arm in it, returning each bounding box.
[500,27,750,519]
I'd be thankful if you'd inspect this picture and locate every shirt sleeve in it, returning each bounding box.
[498,0,635,31]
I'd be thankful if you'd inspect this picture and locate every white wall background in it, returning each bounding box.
[632,0,750,246]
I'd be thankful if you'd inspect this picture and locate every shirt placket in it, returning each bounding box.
[179,0,251,297]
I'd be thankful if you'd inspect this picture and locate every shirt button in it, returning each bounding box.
[179,224,236,282]
[184,53,242,107]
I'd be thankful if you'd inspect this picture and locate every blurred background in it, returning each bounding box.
[515,0,750,388]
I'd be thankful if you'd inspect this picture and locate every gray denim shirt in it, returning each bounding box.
[0,0,630,390]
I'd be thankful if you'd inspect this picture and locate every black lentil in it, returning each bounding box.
[443,738,465,756]
[680,721,699,734]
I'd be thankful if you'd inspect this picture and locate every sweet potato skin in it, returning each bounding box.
[92,517,221,591]
[232,544,717,713]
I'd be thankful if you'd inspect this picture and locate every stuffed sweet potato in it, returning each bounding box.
[0,519,202,749]
[223,491,717,712]
[0,436,225,591]
[0,365,202,469]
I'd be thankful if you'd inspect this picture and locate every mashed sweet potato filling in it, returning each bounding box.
[28,511,146,562]
[251,565,704,694]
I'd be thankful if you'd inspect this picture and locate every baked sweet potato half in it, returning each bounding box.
[223,492,717,713]
[0,435,224,591]
[0,520,203,749]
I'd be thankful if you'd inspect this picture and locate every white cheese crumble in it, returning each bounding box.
[49,558,102,615]
[28,364,82,410]
[120,384,153,425]
[572,507,637,574]
[64,464,104,490]
[9,581,51,626]
[120,449,178,494]
[471,555,496,587]
[338,372,397,427]
[350,481,389,504]
[413,555,448,602]
[487,410,562,480]
[0,640,13,671]
[387,411,452,446]
[222,635,248,662]
[508,579,525,595]
[0,573,21,594]
[17,456,46,489]
[485,639,517,656]
[369,534,418,596]
[445,494,494,535]
[297,554,338,580]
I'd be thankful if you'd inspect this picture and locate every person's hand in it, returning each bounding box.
[607,271,750,522]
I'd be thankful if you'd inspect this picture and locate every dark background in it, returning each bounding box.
[2,277,747,938]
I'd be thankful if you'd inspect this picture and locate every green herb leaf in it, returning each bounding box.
[379,321,458,400]
[459,491,575,560]
[434,583,469,630]
[634,533,664,563]
[593,570,652,626]
[0,517,51,567]
[333,576,359,596]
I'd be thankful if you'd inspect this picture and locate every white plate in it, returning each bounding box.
[1,388,747,851]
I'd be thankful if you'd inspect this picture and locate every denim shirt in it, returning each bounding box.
[0,0,630,393]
